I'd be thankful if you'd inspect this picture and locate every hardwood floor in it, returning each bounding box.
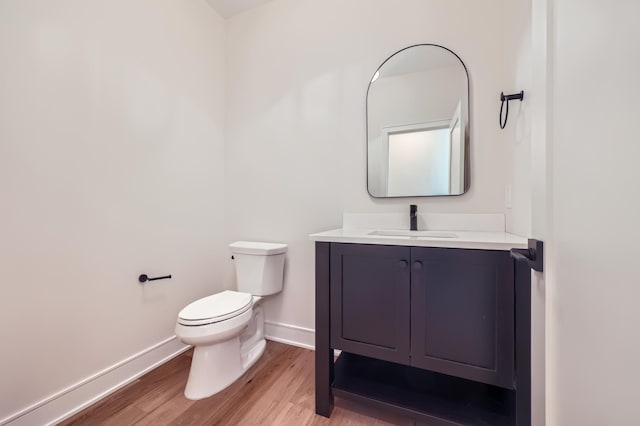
[59,341,420,425]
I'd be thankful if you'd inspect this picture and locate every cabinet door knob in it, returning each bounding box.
[399,260,408,268]
[413,261,423,270]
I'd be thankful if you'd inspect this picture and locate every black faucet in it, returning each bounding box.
[410,204,418,231]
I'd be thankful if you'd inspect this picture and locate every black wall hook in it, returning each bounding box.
[138,274,172,283]
[499,90,524,129]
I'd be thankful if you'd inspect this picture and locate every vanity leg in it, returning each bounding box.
[315,242,334,417]
[514,260,532,426]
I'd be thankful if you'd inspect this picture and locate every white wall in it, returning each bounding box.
[548,1,640,425]
[0,0,226,421]
[225,0,511,339]
[504,0,533,238]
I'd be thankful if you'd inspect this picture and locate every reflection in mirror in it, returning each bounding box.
[367,44,469,197]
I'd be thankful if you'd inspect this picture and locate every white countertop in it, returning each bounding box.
[309,228,528,251]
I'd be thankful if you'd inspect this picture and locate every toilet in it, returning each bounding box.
[175,241,287,400]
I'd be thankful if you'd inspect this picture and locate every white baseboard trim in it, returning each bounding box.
[264,321,315,350]
[1,336,189,426]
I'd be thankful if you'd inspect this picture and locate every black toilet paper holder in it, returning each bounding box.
[138,274,172,283]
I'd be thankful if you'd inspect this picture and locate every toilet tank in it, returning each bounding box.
[229,241,287,296]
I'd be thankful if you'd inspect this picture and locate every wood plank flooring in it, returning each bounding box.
[59,341,421,425]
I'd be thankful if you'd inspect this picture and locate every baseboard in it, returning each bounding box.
[1,336,189,426]
[264,321,315,350]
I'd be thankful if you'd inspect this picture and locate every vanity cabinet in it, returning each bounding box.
[316,241,531,426]
[330,243,514,389]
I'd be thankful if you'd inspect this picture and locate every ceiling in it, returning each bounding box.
[205,0,272,19]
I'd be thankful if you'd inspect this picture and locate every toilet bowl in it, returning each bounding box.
[175,241,287,400]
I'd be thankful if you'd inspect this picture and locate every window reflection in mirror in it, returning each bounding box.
[367,45,469,197]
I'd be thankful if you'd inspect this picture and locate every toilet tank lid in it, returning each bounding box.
[229,241,288,255]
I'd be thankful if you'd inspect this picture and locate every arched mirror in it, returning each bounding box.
[367,44,469,197]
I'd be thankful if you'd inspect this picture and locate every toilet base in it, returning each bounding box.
[242,338,266,375]
[183,307,266,400]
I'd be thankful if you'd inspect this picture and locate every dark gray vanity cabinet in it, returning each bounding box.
[316,241,531,425]
[330,243,514,388]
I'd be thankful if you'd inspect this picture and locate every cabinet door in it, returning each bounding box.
[410,247,514,388]
[330,243,411,365]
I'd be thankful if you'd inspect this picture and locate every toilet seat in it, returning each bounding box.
[178,290,253,326]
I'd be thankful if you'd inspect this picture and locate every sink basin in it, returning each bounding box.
[368,230,459,239]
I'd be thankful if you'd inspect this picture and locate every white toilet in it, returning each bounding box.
[175,241,287,400]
